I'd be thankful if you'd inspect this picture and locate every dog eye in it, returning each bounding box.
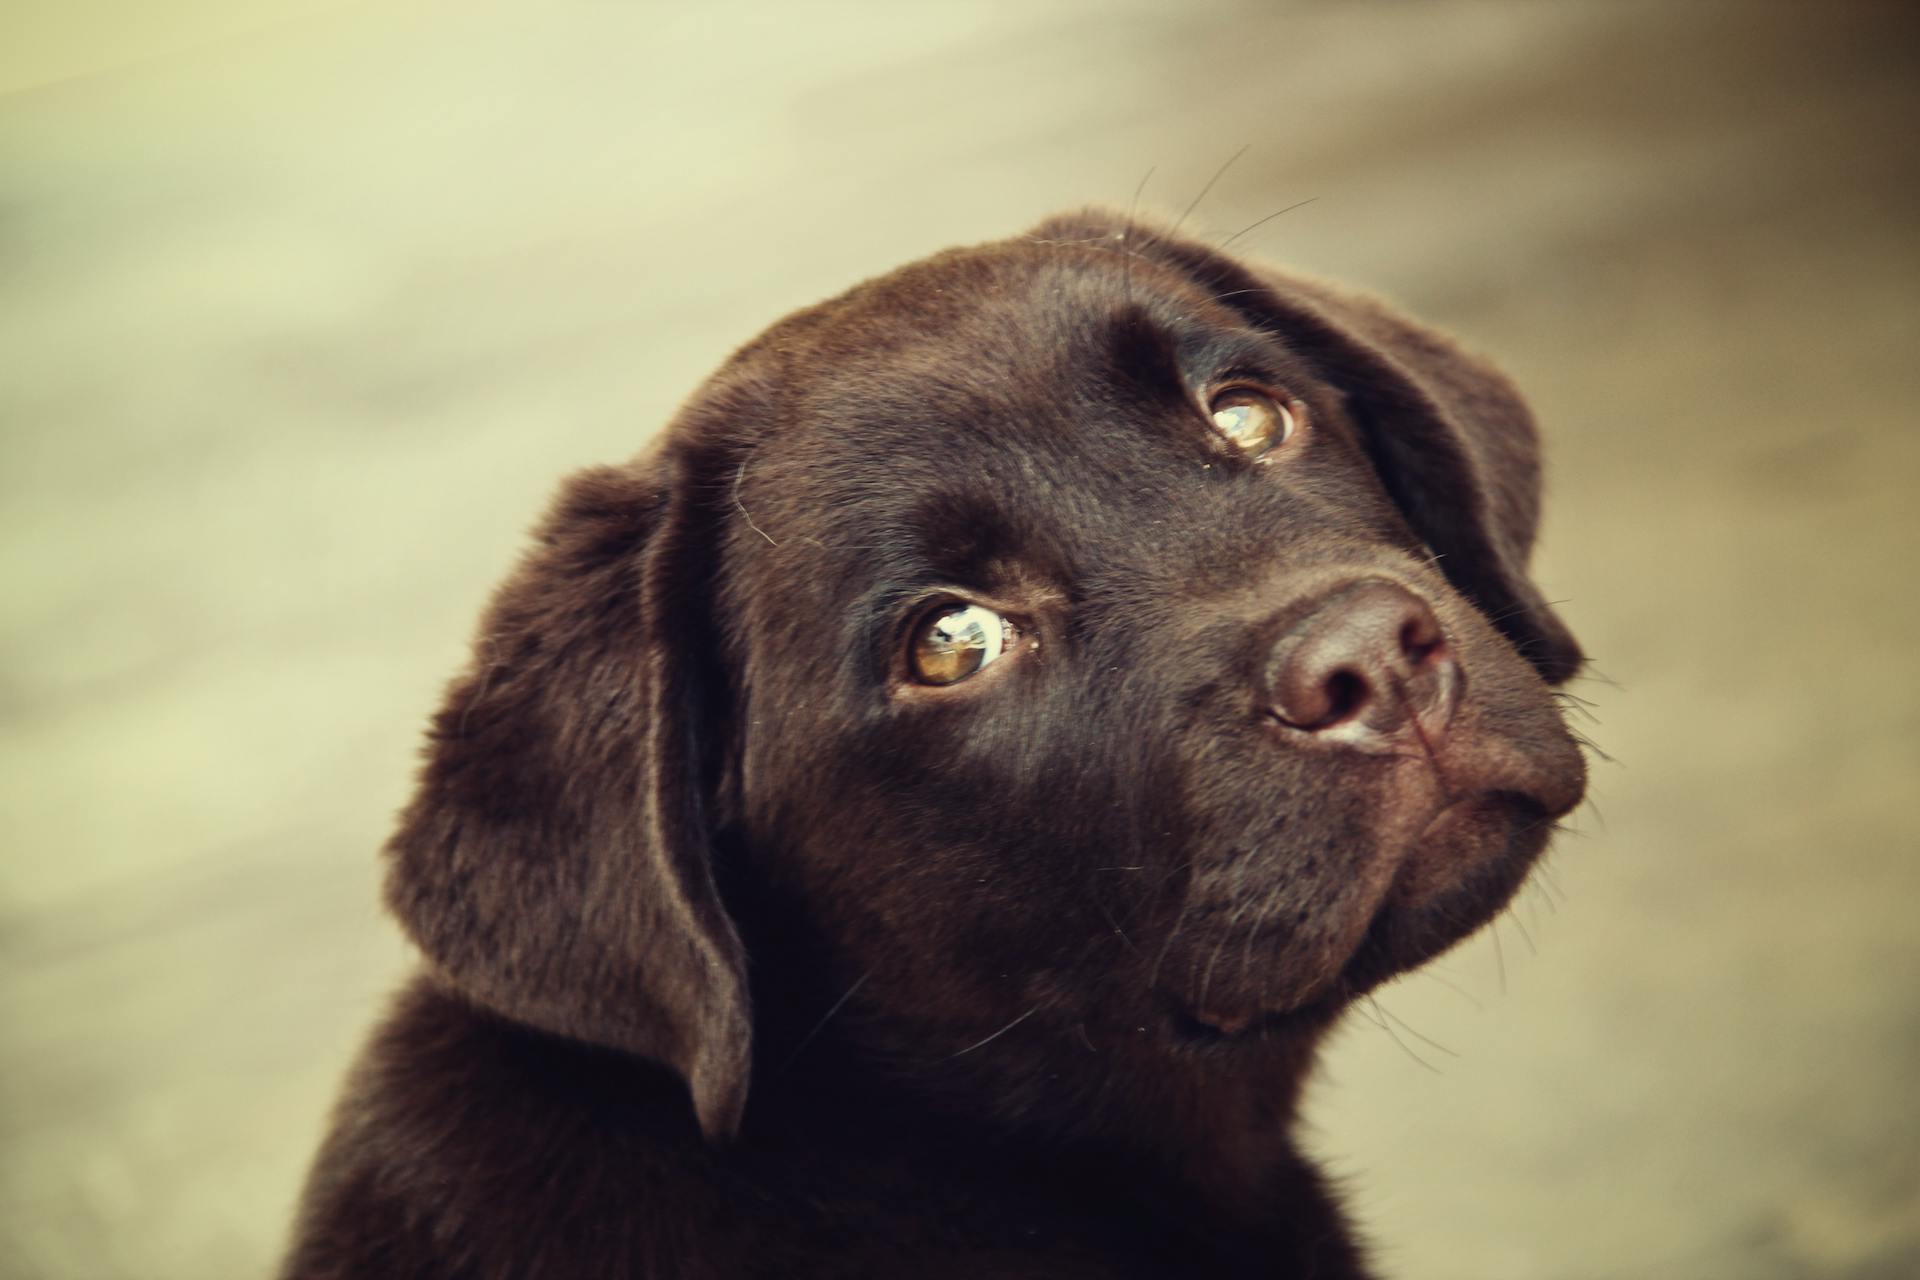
[1207,387,1297,458]
[909,603,1010,686]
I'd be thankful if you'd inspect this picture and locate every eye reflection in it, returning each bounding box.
[909,603,1010,686]
[1208,388,1296,457]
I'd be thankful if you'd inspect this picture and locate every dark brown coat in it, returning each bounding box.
[281,211,1586,1279]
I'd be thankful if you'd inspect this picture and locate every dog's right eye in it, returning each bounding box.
[1207,386,1298,459]
[908,603,1011,686]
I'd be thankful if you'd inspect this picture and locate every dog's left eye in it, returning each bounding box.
[1208,387,1297,458]
[909,603,1011,686]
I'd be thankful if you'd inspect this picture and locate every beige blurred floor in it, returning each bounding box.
[2,3,1916,1277]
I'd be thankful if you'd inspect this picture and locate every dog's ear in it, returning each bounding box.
[1033,210,1583,684]
[383,451,751,1138]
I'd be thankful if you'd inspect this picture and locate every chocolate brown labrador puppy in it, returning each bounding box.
[281,210,1586,1279]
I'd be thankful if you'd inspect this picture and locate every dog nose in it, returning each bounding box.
[1266,580,1460,747]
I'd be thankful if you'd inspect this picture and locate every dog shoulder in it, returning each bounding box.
[279,975,743,1280]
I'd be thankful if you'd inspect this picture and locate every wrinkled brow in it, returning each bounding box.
[1101,304,1186,400]
[1100,303,1302,402]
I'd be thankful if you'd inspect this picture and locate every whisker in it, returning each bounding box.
[1551,691,1604,727]
[1127,165,1156,220]
[1506,907,1538,957]
[1362,995,1441,1073]
[1568,730,1618,765]
[1372,998,1459,1058]
[777,969,874,1074]
[1490,919,1507,994]
[1577,794,1609,833]
[1416,967,1485,1012]
[1217,197,1319,252]
[942,1005,1041,1060]
[1167,144,1249,241]
[1122,164,1155,306]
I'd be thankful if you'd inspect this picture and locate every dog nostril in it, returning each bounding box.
[1399,616,1444,669]
[1270,645,1379,732]
[1265,580,1459,742]
[1318,669,1369,727]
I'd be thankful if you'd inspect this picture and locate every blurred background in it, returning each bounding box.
[3,2,1916,1277]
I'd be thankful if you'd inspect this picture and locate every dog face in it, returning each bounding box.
[384,212,1586,1140]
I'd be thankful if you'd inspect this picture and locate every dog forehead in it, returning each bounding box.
[745,242,1257,498]
[713,238,1347,616]
[831,235,1208,340]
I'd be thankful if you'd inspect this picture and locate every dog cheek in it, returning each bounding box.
[757,761,1103,985]
[1163,741,1386,1003]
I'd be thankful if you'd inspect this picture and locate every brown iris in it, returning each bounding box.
[909,603,1010,685]
[1208,387,1297,458]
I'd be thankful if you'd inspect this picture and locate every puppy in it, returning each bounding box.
[281,210,1586,1279]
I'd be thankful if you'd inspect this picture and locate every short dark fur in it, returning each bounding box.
[282,212,1586,1278]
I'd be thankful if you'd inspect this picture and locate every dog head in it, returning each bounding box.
[384,212,1587,1140]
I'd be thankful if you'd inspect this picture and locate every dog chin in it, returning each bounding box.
[1342,791,1562,992]
[1174,792,1558,1042]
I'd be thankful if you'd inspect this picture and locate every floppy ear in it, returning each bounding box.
[1033,210,1583,684]
[383,453,751,1138]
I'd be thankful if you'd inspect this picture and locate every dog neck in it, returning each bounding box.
[727,841,1353,1237]
[750,995,1340,1233]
